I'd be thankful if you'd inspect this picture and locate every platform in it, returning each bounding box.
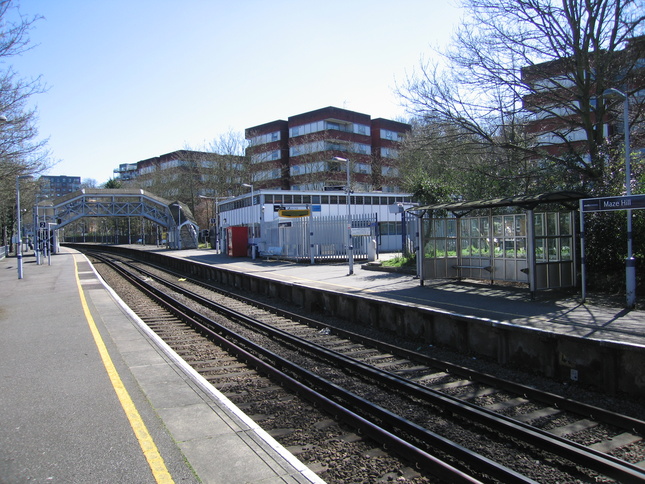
[0,248,323,484]
[160,247,645,347]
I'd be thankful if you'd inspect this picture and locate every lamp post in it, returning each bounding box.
[602,88,635,308]
[333,156,353,275]
[242,183,254,239]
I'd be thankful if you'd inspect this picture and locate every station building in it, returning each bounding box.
[216,189,416,259]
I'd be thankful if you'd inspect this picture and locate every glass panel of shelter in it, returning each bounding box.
[425,212,575,263]
[533,211,573,263]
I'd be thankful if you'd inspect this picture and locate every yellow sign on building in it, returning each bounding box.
[278,209,311,218]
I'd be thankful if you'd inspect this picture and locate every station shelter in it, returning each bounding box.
[407,191,586,297]
[216,189,416,260]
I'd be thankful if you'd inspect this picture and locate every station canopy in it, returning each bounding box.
[408,191,587,216]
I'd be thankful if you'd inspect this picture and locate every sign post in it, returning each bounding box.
[580,194,644,307]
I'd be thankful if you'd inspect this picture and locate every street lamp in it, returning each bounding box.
[602,88,636,308]
[242,183,254,239]
[333,156,353,275]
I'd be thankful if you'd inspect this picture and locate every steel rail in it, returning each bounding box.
[116,250,645,437]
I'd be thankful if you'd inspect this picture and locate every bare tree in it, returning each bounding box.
[202,130,249,197]
[0,1,51,245]
[82,178,99,189]
[121,134,249,229]
[399,0,644,195]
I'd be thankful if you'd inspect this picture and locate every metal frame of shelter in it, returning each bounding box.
[39,189,198,250]
[408,191,586,297]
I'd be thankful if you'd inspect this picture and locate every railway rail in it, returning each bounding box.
[82,248,645,483]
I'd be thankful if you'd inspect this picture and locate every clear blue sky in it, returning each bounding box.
[10,1,463,185]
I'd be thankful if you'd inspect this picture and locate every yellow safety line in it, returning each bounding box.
[74,258,174,484]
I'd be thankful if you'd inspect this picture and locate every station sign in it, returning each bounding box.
[581,194,645,212]
[351,227,371,236]
[278,209,311,218]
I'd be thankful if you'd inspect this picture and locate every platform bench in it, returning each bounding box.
[452,265,493,272]
[260,247,283,260]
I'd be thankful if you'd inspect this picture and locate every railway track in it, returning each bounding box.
[83,248,645,483]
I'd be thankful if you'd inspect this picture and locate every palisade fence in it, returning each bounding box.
[261,214,375,261]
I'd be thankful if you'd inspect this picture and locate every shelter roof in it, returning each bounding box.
[408,191,587,214]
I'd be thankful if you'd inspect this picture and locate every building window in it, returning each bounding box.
[249,131,281,146]
[380,129,404,141]
[381,147,399,159]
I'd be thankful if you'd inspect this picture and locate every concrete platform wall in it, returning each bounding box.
[90,246,645,398]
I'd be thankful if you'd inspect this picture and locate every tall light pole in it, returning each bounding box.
[603,88,635,308]
[242,183,254,238]
[16,175,32,279]
[333,157,353,275]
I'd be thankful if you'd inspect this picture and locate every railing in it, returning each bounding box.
[260,214,374,262]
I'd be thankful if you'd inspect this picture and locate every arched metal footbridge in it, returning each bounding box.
[38,189,198,250]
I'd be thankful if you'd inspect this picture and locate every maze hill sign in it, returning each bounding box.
[581,194,645,212]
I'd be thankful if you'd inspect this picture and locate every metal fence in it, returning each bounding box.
[260,214,375,261]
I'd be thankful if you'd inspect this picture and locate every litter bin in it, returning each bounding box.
[367,238,377,262]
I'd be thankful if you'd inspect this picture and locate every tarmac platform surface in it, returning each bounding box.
[1,244,644,483]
